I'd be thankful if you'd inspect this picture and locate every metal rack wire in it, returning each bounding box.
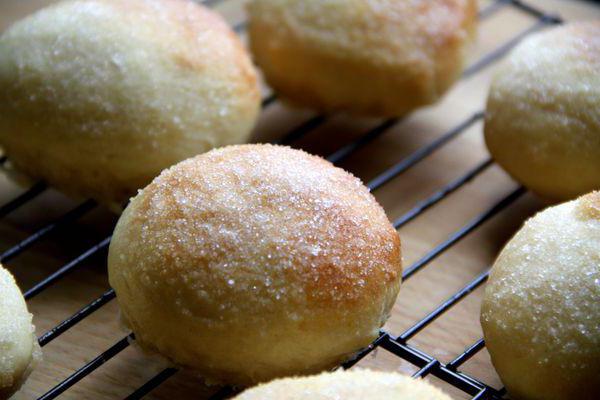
[0,0,565,399]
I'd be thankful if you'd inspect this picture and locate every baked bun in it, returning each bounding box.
[484,22,600,201]
[108,144,402,385]
[0,0,260,208]
[233,369,451,399]
[247,0,477,117]
[481,191,600,400]
[0,265,41,399]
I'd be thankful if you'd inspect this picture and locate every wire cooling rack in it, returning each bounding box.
[0,0,568,399]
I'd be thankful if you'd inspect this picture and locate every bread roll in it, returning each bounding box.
[484,22,600,201]
[0,265,41,399]
[0,0,260,208]
[233,369,451,399]
[481,191,600,400]
[108,144,402,385]
[247,0,477,117]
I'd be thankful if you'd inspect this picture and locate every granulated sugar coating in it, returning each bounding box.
[481,191,600,400]
[0,0,260,208]
[484,22,600,201]
[0,265,41,398]
[108,144,402,386]
[233,369,451,400]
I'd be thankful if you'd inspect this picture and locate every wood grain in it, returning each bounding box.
[1,0,599,399]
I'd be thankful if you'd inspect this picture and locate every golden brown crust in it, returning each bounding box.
[233,369,452,400]
[108,144,402,385]
[484,22,600,201]
[247,0,476,117]
[0,0,260,207]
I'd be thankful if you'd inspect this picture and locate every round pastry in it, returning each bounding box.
[247,0,477,117]
[484,22,600,201]
[481,191,600,400]
[233,369,451,399]
[0,0,260,208]
[0,265,41,399]
[108,144,402,385]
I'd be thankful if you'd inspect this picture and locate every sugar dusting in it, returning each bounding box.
[0,0,259,206]
[485,22,600,202]
[108,144,402,383]
[0,266,39,394]
[119,144,401,320]
[234,369,452,399]
[482,193,600,376]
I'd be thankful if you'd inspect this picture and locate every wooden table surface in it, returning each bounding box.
[2,0,599,399]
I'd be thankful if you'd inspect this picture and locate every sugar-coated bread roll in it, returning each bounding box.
[0,265,41,399]
[108,144,402,385]
[233,369,451,399]
[0,0,260,208]
[481,191,600,400]
[247,0,477,117]
[484,22,600,201]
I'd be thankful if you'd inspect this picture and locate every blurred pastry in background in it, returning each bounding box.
[484,21,600,201]
[108,144,402,386]
[481,191,600,400]
[0,265,41,399]
[0,0,260,209]
[247,0,477,117]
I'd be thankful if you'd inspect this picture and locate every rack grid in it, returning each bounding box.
[0,0,567,399]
